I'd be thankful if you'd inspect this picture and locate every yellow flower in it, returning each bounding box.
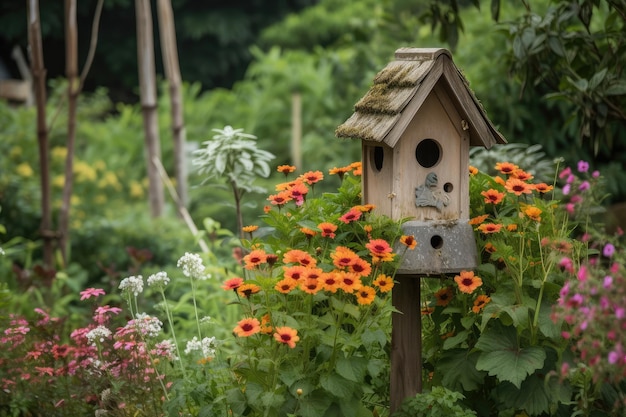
[129,181,144,198]
[51,146,68,161]
[523,206,542,222]
[93,160,107,171]
[52,175,65,188]
[74,161,97,182]
[16,163,33,177]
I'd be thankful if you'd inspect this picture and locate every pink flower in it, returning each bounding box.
[608,351,620,364]
[603,276,613,289]
[80,288,106,300]
[577,160,589,173]
[562,184,571,195]
[592,170,600,178]
[578,181,590,191]
[616,307,625,320]
[577,265,588,282]
[603,243,615,258]
[339,208,362,224]
[559,167,572,179]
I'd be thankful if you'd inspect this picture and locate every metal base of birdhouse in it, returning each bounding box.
[396,220,477,275]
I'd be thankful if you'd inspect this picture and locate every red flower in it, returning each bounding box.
[365,239,393,257]
[221,277,244,291]
[318,222,337,238]
[339,208,362,224]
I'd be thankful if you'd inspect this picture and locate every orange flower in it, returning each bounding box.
[260,314,273,334]
[512,169,533,181]
[331,246,359,269]
[472,295,491,313]
[481,189,505,205]
[304,267,324,281]
[277,165,296,175]
[434,287,454,306]
[243,249,268,270]
[276,180,298,191]
[352,163,362,176]
[363,224,373,234]
[354,204,375,213]
[283,249,316,268]
[421,307,435,315]
[318,222,337,238]
[289,181,309,203]
[494,176,506,186]
[283,265,308,282]
[534,183,554,194]
[400,235,418,250]
[274,326,300,348]
[494,162,519,175]
[339,208,362,224]
[233,317,261,337]
[268,190,292,206]
[469,214,489,225]
[321,272,341,293]
[356,286,376,305]
[300,278,322,294]
[454,270,483,294]
[469,165,478,176]
[275,278,298,294]
[372,252,395,264]
[329,165,352,181]
[237,283,261,298]
[242,225,259,233]
[263,205,271,213]
[523,206,542,222]
[221,277,244,291]
[349,257,372,277]
[365,238,393,257]
[477,223,503,234]
[299,170,324,185]
[337,271,362,293]
[484,242,497,253]
[300,227,317,238]
[373,274,394,293]
[505,178,533,196]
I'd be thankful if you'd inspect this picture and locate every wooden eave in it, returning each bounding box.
[335,47,507,149]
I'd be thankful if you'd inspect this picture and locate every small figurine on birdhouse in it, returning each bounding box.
[336,48,506,275]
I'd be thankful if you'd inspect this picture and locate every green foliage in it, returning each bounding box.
[393,386,477,417]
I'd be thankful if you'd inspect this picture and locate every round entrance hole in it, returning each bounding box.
[444,182,453,193]
[415,139,441,168]
[430,235,443,249]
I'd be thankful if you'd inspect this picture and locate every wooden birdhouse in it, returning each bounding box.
[336,47,506,275]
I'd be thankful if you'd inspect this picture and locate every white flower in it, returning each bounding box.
[184,336,216,357]
[86,325,112,345]
[119,275,144,296]
[130,313,163,338]
[147,271,170,288]
[177,252,207,280]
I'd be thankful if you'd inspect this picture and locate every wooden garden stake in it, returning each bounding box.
[336,48,507,413]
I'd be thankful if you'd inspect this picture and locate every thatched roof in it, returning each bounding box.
[335,48,507,148]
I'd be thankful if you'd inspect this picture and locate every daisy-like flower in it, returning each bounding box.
[372,252,395,264]
[469,214,489,225]
[523,206,542,222]
[178,252,207,279]
[283,249,316,267]
[506,223,518,232]
[221,277,244,291]
[243,249,268,270]
[233,318,261,337]
[339,208,362,224]
[119,275,144,296]
[373,274,394,293]
[318,222,337,238]
[512,169,533,181]
[400,235,418,250]
[274,327,300,348]
[242,225,259,235]
[283,265,308,281]
[277,165,296,175]
[338,271,362,293]
[534,183,554,194]
[454,270,483,294]
[494,162,519,175]
[331,246,359,269]
[472,295,491,313]
[354,204,375,213]
[321,272,341,293]
[351,162,362,176]
[300,278,322,295]
[303,267,324,281]
[356,286,376,305]
[365,238,393,257]
[434,287,454,306]
[288,181,309,204]
[469,165,478,176]
[147,271,170,288]
[300,227,317,238]
[237,283,261,298]
[268,190,292,207]
[275,278,298,294]
[477,223,503,234]
[80,288,106,300]
[484,242,497,254]
[504,178,533,196]
[349,257,372,277]
[299,170,324,185]
[260,314,273,334]
[481,189,505,205]
[329,165,352,181]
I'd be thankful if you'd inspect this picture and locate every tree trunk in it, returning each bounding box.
[27,0,54,268]
[157,0,188,212]
[136,0,164,217]
[58,0,78,266]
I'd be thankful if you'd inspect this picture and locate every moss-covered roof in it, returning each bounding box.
[335,48,506,149]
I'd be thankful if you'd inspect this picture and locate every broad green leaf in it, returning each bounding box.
[336,356,368,382]
[475,325,546,388]
[606,80,626,96]
[442,330,470,350]
[361,328,387,348]
[495,376,552,416]
[589,68,608,90]
[297,390,333,417]
[437,349,485,392]
[320,373,354,398]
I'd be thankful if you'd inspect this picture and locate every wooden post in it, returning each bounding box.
[391,274,422,413]
[291,91,302,169]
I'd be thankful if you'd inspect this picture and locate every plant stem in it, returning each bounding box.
[160,289,186,379]
[190,278,202,339]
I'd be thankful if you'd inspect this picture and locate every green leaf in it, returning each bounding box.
[297,389,333,417]
[606,80,626,96]
[475,325,546,389]
[589,68,608,90]
[442,330,470,350]
[361,328,387,348]
[226,388,247,416]
[336,356,368,382]
[320,373,354,398]
[437,349,485,392]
